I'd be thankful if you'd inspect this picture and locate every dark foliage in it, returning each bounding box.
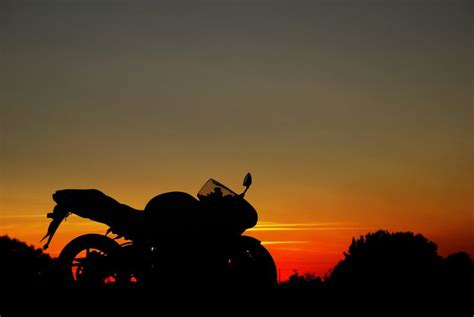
[2,231,472,295]
[279,272,323,289]
[325,230,443,291]
[0,235,55,289]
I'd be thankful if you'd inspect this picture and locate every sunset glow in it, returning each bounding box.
[1,1,472,282]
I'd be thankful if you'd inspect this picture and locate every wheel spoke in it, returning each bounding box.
[73,257,86,262]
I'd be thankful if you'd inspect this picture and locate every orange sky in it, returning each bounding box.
[1,1,473,281]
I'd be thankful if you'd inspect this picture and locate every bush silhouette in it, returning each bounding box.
[279,272,323,289]
[441,251,473,292]
[0,235,55,289]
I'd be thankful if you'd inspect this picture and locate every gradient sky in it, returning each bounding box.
[1,0,473,280]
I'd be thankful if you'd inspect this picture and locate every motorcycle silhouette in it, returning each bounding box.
[42,173,277,288]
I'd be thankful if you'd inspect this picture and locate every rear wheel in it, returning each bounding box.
[58,234,120,287]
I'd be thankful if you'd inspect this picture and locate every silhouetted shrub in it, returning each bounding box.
[0,235,54,289]
[441,251,473,293]
[279,271,323,289]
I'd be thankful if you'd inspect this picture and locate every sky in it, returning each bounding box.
[1,0,473,280]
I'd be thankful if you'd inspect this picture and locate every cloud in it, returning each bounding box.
[261,240,309,245]
[255,222,348,227]
[249,222,373,232]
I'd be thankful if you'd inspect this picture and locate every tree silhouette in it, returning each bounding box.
[325,230,443,291]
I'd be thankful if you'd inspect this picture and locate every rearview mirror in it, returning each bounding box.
[240,172,252,197]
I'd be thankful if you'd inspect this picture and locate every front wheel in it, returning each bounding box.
[225,236,278,288]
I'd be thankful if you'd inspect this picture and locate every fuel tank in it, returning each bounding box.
[144,191,201,235]
[144,191,257,237]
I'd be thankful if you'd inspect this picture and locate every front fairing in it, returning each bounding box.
[198,195,258,235]
[234,198,258,230]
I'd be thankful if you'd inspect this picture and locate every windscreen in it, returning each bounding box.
[197,179,237,200]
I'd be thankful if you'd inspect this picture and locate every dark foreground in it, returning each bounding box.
[1,231,472,315]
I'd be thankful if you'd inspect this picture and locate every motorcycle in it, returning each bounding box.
[42,173,277,288]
